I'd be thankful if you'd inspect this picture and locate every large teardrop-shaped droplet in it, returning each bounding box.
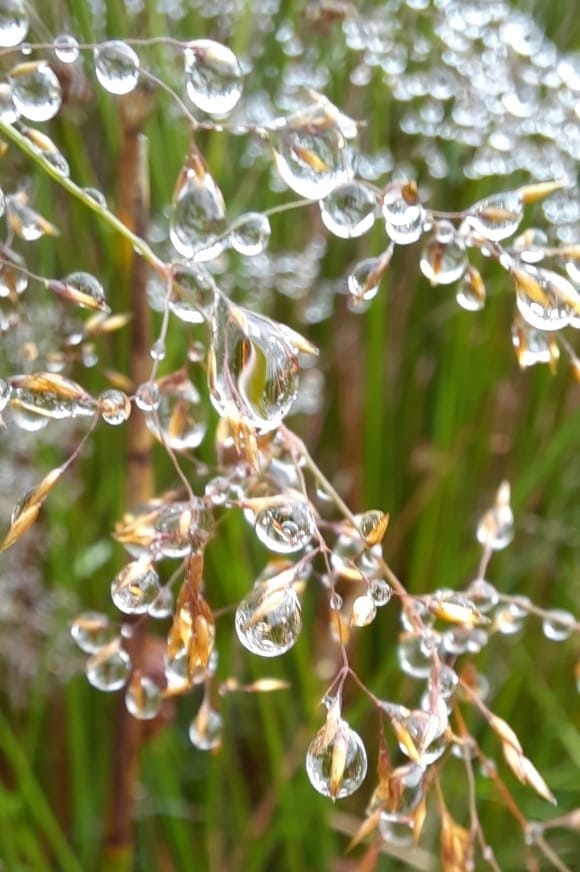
[269,98,355,200]
[110,559,160,614]
[229,212,271,255]
[254,500,314,554]
[382,181,424,245]
[169,262,218,324]
[513,265,578,332]
[145,371,208,451]
[235,577,302,657]
[184,39,243,116]
[125,673,162,720]
[9,61,61,122]
[169,148,228,261]
[86,644,131,692]
[420,221,467,285]
[94,41,140,95]
[0,0,28,48]
[71,611,118,654]
[208,298,299,431]
[306,712,367,799]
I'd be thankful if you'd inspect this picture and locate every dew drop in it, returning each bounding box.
[428,664,459,699]
[135,380,160,412]
[98,389,131,425]
[0,0,28,48]
[382,182,424,245]
[379,813,414,847]
[147,586,173,619]
[0,82,18,122]
[189,705,223,750]
[209,298,299,431]
[464,191,524,241]
[165,646,217,690]
[53,34,80,64]
[467,578,499,613]
[9,372,96,420]
[456,265,486,311]
[398,632,435,678]
[542,608,576,641]
[493,604,527,635]
[94,41,140,95]
[9,61,62,122]
[254,501,314,554]
[306,717,367,799]
[420,223,467,285]
[145,371,208,451]
[329,591,343,611]
[61,272,108,312]
[170,262,217,323]
[235,578,302,657]
[83,187,107,207]
[269,99,355,200]
[169,152,228,261]
[110,559,160,615]
[369,579,392,606]
[125,674,162,720]
[229,212,271,255]
[476,503,514,551]
[514,265,578,331]
[153,501,211,559]
[184,39,243,116]
[86,646,131,692]
[347,257,383,303]
[71,611,117,654]
[351,594,377,627]
[320,181,377,238]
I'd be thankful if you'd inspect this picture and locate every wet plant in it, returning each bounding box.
[0,1,579,870]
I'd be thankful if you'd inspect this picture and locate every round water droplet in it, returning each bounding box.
[94,41,140,95]
[467,578,499,613]
[71,611,117,653]
[9,405,49,431]
[170,262,217,323]
[379,813,414,847]
[420,225,467,285]
[369,579,392,606]
[476,505,514,550]
[428,664,459,699]
[270,101,355,200]
[351,594,377,626]
[235,580,302,657]
[398,632,435,678]
[147,586,173,619]
[254,501,314,554]
[189,706,223,750]
[515,266,578,331]
[184,39,243,116]
[464,191,523,242]
[86,646,131,691]
[165,645,217,689]
[135,380,160,412]
[145,372,208,451]
[0,0,28,48]
[493,603,527,635]
[306,718,367,799]
[53,34,80,64]
[209,298,299,431]
[229,212,271,256]
[320,181,377,238]
[382,182,424,245]
[169,157,228,261]
[63,271,108,311]
[153,501,211,558]
[149,339,166,361]
[10,61,62,122]
[111,559,160,614]
[347,257,383,303]
[542,608,575,641]
[98,389,131,425]
[125,674,162,720]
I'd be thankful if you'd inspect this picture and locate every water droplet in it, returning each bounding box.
[60,272,108,312]
[53,34,80,64]
[306,715,367,799]
[269,98,355,200]
[71,611,118,653]
[397,705,449,765]
[382,181,424,245]
[512,318,557,368]
[456,265,486,310]
[135,381,160,412]
[153,501,211,558]
[184,39,242,116]
[150,339,165,361]
[320,181,377,238]
[398,632,435,678]
[169,150,228,261]
[369,579,392,606]
[98,389,131,425]
[189,704,223,750]
[514,265,578,331]
[428,664,459,699]
[170,262,217,323]
[229,212,271,255]
[254,501,314,554]
[379,813,414,847]
[111,559,160,614]
[83,187,107,207]
[351,595,377,626]
[329,591,343,611]
[464,191,524,241]
[86,645,131,691]
[420,223,467,285]
[94,41,140,95]
[165,645,217,689]
[493,603,527,635]
[9,371,96,420]
[0,82,18,122]
[542,609,575,641]
[145,371,208,451]
[125,673,162,720]
[0,0,28,48]
[235,577,302,657]
[9,61,61,122]
[347,257,383,303]
[209,298,299,431]
[467,578,499,613]
[476,485,514,550]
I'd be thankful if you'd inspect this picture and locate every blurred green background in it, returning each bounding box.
[0,1,578,870]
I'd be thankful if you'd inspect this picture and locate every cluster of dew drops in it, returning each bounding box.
[0,0,579,848]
